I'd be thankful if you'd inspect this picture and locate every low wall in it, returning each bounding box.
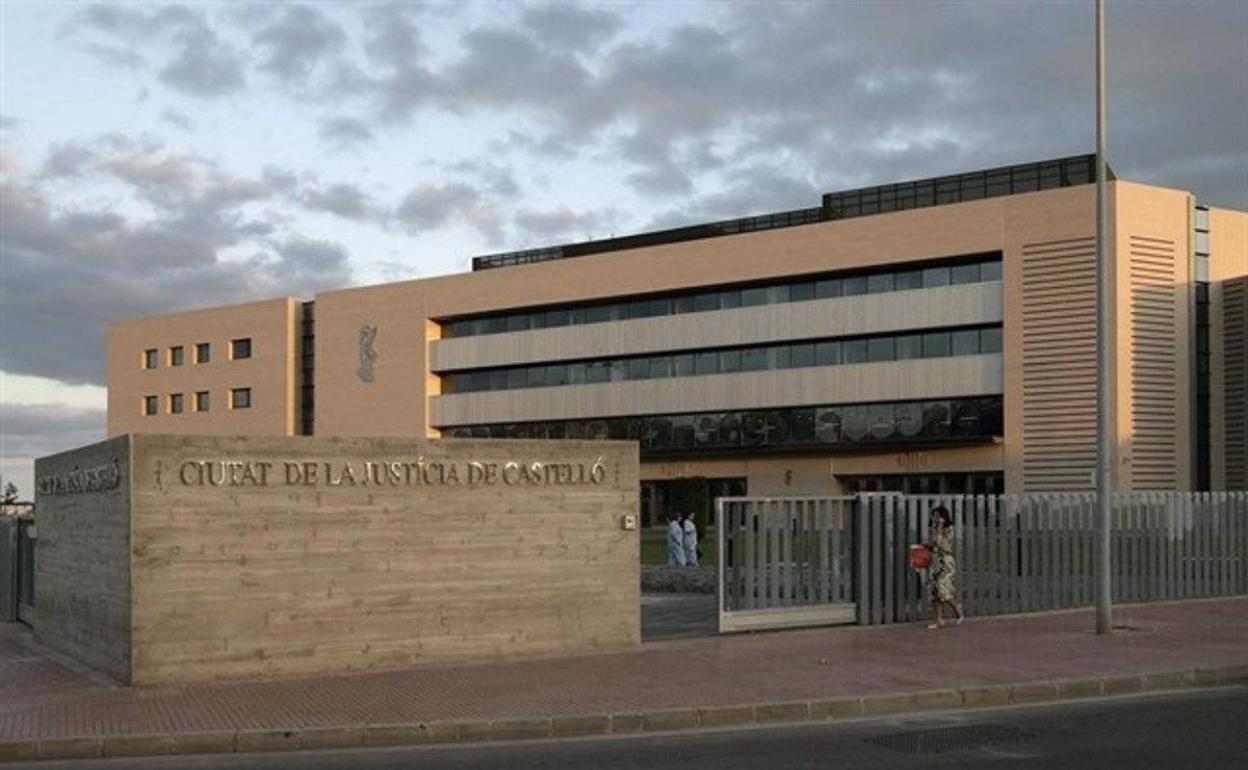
[32,436,132,681]
[35,435,640,684]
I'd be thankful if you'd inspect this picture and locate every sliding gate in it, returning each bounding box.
[717,497,856,632]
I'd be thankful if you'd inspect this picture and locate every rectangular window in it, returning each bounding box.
[895,270,923,291]
[842,339,868,364]
[867,273,894,294]
[790,343,815,367]
[694,352,719,375]
[194,342,210,363]
[896,334,923,360]
[980,260,1003,282]
[231,387,252,409]
[980,327,1003,353]
[771,346,791,369]
[815,340,841,366]
[143,395,158,415]
[584,305,613,324]
[768,285,791,304]
[815,279,841,299]
[923,331,952,357]
[627,358,650,380]
[742,347,769,371]
[673,354,695,377]
[546,308,570,327]
[842,276,868,296]
[719,349,742,373]
[169,393,184,414]
[231,338,252,360]
[951,329,980,355]
[169,346,184,366]
[719,289,742,309]
[790,282,816,302]
[651,356,672,378]
[143,349,158,369]
[923,267,951,288]
[195,391,209,412]
[673,295,696,314]
[741,287,768,307]
[867,337,895,362]
[950,263,980,285]
[546,365,568,387]
[507,368,527,389]
[693,292,720,312]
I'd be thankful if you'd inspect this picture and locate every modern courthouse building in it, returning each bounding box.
[109,155,1247,522]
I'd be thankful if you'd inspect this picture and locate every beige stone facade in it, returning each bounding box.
[106,165,1248,496]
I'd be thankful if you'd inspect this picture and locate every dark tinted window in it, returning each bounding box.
[895,270,923,291]
[923,267,950,288]
[867,273,894,294]
[951,263,980,285]
[790,343,815,367]
[741,287,768,306]
[952,329,980,355]
[842,276,868,296]
[719,349,742,373]
[980,327,1003,353]
[815,341,840,366]
[231,338,252,359]
[790,282,816,302]
[923,332,951,357]
[695,352,719,375]
[815,279,841,299]
[980,260,1003,281]
[868,337,895,362]
[843,339,868,364]
[896,334,922,360]
[742,348,769,371]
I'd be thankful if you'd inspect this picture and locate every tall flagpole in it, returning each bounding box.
[1094,0,1113,635]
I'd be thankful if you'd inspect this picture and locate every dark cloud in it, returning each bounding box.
[520,3,623,52]
[0,139,353,386]
[158,108,195,131]
[252,4,346,83]
[159,20,247,97]
[39,142,98,178]
[68,3,247,98]
[394,181,480,231]
[0,403,106,461]
[300,182,381,221]
[318,116,375,150]
[513,206,617,243]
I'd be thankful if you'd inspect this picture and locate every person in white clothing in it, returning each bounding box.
[681,512,699,567]
[667,513,686,566]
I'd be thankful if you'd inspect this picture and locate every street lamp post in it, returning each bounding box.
[1094,0,1113,635]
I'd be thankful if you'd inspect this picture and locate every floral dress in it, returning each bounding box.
[929,525,957,603]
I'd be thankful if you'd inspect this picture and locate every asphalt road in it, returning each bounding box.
[16,686,1248,770]
[640,592,717,640]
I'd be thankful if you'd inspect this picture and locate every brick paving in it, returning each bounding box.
[2,597,1246,742]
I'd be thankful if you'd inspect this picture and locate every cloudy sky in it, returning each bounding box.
[1,0,1245,496]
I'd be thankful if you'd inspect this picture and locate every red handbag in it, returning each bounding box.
[909,544,931,571]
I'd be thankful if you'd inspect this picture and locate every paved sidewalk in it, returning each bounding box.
[2,597,1247,760]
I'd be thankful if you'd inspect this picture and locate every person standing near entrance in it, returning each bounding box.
[681,512,699,567]
[927,505,965,629]
[667,513,686,566]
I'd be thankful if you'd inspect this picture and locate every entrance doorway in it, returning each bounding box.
[639,477,747,528]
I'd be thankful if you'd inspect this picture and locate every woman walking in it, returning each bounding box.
[927,505,965,629]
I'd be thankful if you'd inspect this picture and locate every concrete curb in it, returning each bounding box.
[2,664,1245,763]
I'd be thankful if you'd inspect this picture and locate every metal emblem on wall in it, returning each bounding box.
[358,324,378,383]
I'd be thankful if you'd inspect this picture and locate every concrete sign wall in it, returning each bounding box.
[35,435,639,685]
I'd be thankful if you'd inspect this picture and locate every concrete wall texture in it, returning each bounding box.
[33,435,640,685]
[32,436,132,682]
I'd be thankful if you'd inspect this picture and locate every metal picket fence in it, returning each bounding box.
[717,492,1248,632]
[858,492,1248,625]
[717,497,856,632]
